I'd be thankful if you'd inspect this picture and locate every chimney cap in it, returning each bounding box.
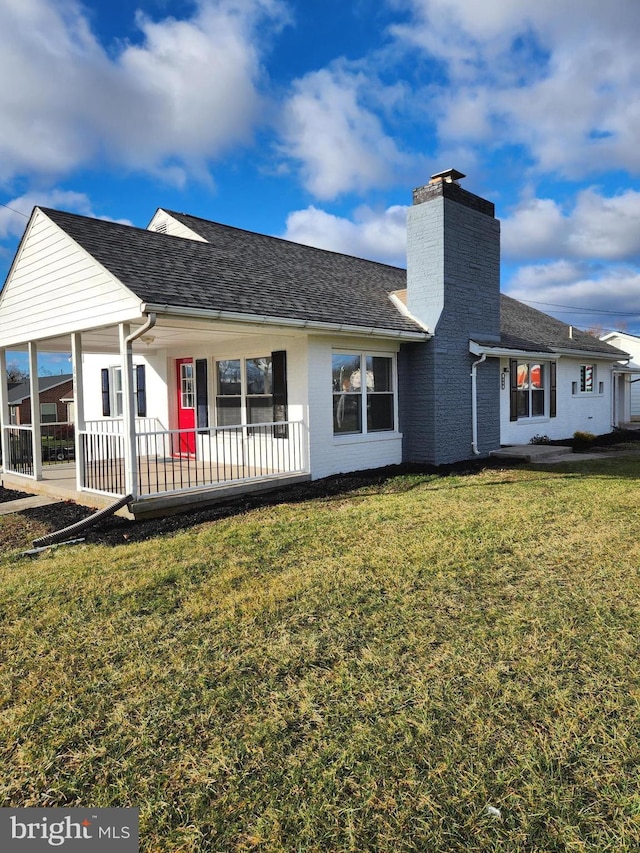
[430,168,466,184]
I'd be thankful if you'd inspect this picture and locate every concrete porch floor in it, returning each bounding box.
[1,463,310,519]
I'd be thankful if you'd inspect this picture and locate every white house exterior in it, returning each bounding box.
[497,354,629,445]
[601,331,640,419]
[0,171,631,518]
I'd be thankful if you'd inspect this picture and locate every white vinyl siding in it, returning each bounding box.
[146,210,207,242]
[0,209,143,347]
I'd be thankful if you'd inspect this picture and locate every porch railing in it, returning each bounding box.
[79,430,126,496]
[41,422,75,465]
[77,419,307,498]
[1,422,75,477]
[84,417,163,434]
[1,425,34,476]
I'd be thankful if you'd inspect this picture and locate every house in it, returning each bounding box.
[600,331,640,419]
[0,170,631,517]
[7,373,74,425]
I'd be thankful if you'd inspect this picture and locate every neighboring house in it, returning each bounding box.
[0,170,631,517]
[600,331,640,419]
[7,374,74,425]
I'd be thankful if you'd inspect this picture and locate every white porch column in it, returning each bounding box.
[0,348,9,469]
[28,341,43,479]
[71,332,85,492]
[119,323,138,498]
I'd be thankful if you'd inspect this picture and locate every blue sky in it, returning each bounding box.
[1,0,640,373]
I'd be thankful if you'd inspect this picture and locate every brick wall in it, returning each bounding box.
[401,179,501,464]
[13,379,74,425]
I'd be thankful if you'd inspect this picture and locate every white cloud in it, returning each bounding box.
[506,261,640,328]
[283,203,408,265]
[392,0,640,177]
[280,65,411,200]
[0,190,95,239]
[503,188,640,261]
[0,0,287,185]
[0,189,133,240]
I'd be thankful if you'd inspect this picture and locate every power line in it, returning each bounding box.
[0,200,29,218]
[519,298,640,317]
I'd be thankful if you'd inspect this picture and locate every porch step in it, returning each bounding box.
[490,444,574,463]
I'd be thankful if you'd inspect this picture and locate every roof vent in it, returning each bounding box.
[430,168,465,185]
[155,221,168,234]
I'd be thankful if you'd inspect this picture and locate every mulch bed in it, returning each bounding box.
[4,429,640,551]
[0,487,35,503]
[3,456,508,550]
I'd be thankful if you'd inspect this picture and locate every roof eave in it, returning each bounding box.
[470,340,628,361]
[142,303,431,341]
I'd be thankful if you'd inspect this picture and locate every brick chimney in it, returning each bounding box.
[406,169,500,338]
[399,170,501,465]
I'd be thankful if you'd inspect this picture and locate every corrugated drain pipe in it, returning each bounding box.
[32,493,133,548]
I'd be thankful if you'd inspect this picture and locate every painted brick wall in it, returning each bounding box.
[402,180,501,464]
[499,357,616,444]
[307,336,403,480]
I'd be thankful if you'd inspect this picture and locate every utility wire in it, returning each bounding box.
[518,298,640,317]
[0,200,29,218]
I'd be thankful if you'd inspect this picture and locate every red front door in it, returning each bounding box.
[176,358,196,455]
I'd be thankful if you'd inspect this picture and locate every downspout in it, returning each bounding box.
[125,312,157,349]
[471,353,487,455]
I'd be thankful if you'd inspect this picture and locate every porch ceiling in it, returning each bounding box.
[6,315,308,355]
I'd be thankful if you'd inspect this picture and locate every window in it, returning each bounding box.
[112,367,124,416]
[180,361,195,409]
[100,365,146,417]
[332,352,395,435]
[246,357,273,425]
[215,353,286,432]
[580,364,595,393]
[40,402,58,424]
[216,359,242,426]
[517,362,544,417]
[509,359,556,421]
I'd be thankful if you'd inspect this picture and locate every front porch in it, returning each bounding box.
[1,420,310,519]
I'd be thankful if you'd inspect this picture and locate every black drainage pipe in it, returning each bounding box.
[32,494,133,548]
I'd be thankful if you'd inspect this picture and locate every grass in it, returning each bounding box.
[2,457,640,851]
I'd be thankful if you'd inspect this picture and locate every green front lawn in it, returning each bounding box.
[1,458,640,851]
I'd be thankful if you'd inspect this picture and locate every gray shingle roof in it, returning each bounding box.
[39,208,629,359]
[41,208,420,335]
[499,295,628,357]
[8,374,73,404]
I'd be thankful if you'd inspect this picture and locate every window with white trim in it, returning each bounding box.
[517,362,544,417]
[111,366,124,416]
[100,365,146,417]
[215,354,286,430]
[580,364,595,393]
[509,359,557,421]
[180,361,195,409]
[332,352,395,435]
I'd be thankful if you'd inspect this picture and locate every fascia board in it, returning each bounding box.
[142,302,430,341]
